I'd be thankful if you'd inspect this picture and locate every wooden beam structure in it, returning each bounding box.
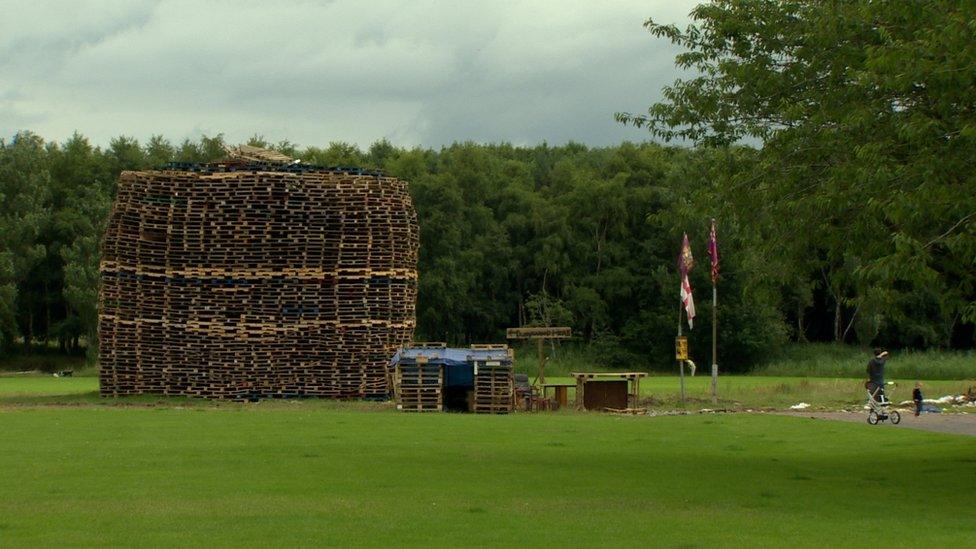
[506,326,571,385]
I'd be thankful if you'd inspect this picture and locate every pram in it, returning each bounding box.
[866,381,901,425]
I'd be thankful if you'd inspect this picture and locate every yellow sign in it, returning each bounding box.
[675,336,689,360]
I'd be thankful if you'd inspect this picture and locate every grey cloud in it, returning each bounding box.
[0,1,158,75]
[0,0,697,149]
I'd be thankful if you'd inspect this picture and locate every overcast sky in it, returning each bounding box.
[0,1,697,150]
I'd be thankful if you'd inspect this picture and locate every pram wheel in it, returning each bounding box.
[889,410,901,424]
[867,411,880,425]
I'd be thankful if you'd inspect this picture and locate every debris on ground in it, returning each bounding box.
[790,402,810,410]
[899,395,972,406]
[931,395,969,404]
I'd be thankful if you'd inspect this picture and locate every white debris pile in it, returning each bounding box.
[790,402,810,410]
[900,395,971,406]
[928,395,968,405]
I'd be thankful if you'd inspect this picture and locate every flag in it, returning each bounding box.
[681,274,696,329]
[679,233,694,276]
[680,233,696,329]
[708,218,719,284]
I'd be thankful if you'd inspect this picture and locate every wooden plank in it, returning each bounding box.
[569,372,647,380]
[506,327,571,339]
[410,342,447,349]
[469,343,509,350]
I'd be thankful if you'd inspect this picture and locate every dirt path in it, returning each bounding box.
[779,411,976,437]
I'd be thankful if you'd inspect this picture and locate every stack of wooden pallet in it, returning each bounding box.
[98,161,420,399]
[394,359,444,412]
[472,360,515,414]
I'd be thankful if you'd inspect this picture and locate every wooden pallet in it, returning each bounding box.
[98,164,420,399]
[469,343,507,351]
[469,343,514,362]
[472,362,514,414]
[411,342,447,349]
[395,363,443,412]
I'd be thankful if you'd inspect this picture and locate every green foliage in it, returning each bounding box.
[3,113,972,371]
[619,0,976,349]
[372,141,789,370]
[523,291,573,328]
[755,342,976,381]
[0,132,50,349]
[1,132,121,354]
[0,258,15,348]
[0,352,88,375]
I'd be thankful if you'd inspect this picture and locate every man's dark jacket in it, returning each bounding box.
[867,357,886,386]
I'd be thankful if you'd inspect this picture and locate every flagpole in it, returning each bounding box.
[709,218,719,406]
[677,298,685,404]
[711,283,717,405]
[678,233,695,407]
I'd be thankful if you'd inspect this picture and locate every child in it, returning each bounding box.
[913,382,924,417]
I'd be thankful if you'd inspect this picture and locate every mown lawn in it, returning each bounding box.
[2,374,974,411]
[0,375,98,396]
[640,375,974,410]
[1,406,974,547]
[542,375,975,411]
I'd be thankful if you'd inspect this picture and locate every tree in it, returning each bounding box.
[0,132,50,351]
[0,246,16,349]
[618,0,976,347]
[300,142,365,167]
[144,135,175,167]
[107,136,145,173]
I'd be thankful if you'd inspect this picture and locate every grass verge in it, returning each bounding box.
[755,342,975,380]
[4,374,975,414]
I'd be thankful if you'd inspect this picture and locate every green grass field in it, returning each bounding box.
[2,404,975,547]
[0,375,97,396]
[3,374,975,411]
[2,365,975,547]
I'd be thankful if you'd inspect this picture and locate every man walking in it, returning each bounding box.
[866,348,889,403]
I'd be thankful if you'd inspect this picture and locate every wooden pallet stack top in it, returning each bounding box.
[98,161,420,399]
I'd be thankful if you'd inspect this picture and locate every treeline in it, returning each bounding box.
[1,130,972,371]
[618,0,976,357]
